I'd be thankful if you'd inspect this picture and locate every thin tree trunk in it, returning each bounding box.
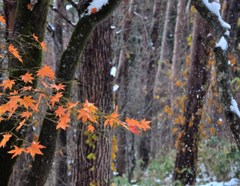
[53,1,68,185]
[173,12,210,185]
[73,17,113,186]
[115,0,134,176]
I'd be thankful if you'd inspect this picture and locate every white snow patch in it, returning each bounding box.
[202,0,231,29]
[230,97,240,118]
[66,5,73,10]
[216,36,228,50]
[110,66,117,77]
[87,0,109,15]
[113,84,119,92]
[200,178,240,186]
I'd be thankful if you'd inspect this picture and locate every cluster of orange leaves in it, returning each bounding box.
[0,66,151,157]
[0,15,151,159]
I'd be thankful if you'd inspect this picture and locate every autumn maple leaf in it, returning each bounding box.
[8,44,23,63]
[0,15,6,25]
[55,106,66,117]
[50,92,63,107]
[56,111,70,130]
[20,72,34,84]
[16,119,26,131]
[50,83,65,91]
[104,112,121,127]
[91,7,97,14]
[20,111,32,119]
[20,96,36,110]
[0,134,12,148]
[26,141,46,158]
[36,65,55,80]
[139,119,151,131]
[40,41,47,51]
[1,79,15,90]
[87,125,95,133]
[8,145,26,159]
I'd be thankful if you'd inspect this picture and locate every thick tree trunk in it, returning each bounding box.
[173,12,210,185]
[73,17,113,186]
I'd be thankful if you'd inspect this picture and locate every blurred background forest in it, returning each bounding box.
[1,0,240,186]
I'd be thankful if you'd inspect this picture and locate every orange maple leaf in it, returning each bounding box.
[20,96,37,110]
[129,126,139,134]
[77,109,98,124]
[36,65,55,80]
[67,101,79,110]
[8,145,26,159]
[0,15,6,25]
[0,134,12,148]
[20,111,32,119]
[20,72,34,84]
[50,83,65,91]
[26,141,46,158]
[40,41,47,51]
[1,79,15,90]
[8,44,23,63]
[139,119,151,131]
[55,106,66,117]
[87,125,95,133]
[56,111,70,130]
[50,92,63,107]
[104,112,121,127]
[16,119,26,131]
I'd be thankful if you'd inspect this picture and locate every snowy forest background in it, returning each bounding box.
[0,0,240,186]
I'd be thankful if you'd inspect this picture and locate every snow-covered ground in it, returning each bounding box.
[199,178,240,186]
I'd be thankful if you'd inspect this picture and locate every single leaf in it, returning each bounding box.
[50,92,63,107]
[8,44,23,63]
[87,125,95,133]
[20,72,34,84]
[16,119,26,131]
[56,111,70,130]
[36,65,55,80]
[55,106,66,118]
[1,79,15,90]
[104,112,121,127]
[20,111,32,119]
[26,141,46,158]
[8,145,26,159]
[0,15,6,25]
[50,83,65,91]
[0,134,12,148]
[20,96,36,110]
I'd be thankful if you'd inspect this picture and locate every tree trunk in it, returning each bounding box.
[53,1,68,185]
[115,0,134,177]
[170,0,187,141]
[173,12,210,185]
[73,17,113,186]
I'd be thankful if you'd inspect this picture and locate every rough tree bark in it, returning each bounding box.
[115,0,134,176]
[139,0,163,170]
[173,12,210,185]
[73,17,113,186]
